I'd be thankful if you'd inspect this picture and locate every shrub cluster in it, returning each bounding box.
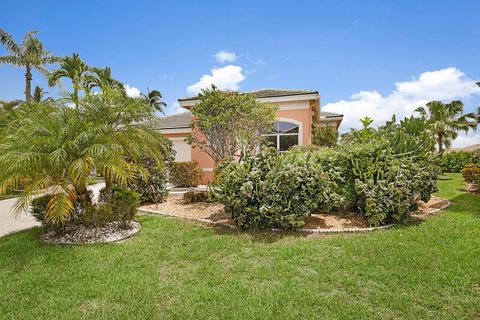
[462,164,480,183]
[128,157,169,204]
[442,151,479,173]
[32,186,140,230]
[214,116,440,229]
[169,161,203,187]
[214,148,343,230]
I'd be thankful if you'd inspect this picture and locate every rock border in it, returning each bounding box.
[139,197,451,234]
[41,221,141,245]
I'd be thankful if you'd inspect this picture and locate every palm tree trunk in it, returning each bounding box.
[438,134,444,154]
[25,65,32,103]
[104,179,113,202]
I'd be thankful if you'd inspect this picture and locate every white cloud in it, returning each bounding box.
[187,65,246,95]
[452,131,480,149]
[214,51,237,63]
[324,67,480,133]
[165,102,186,116]
[124,84,141,98]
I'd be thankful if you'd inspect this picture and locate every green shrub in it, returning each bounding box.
[169,161,203,187]
[110,187,140,228]
[99,186,140,228]
[128,157,169,204]
[31,195,52,226]
[78,203,114,228]
[462,164,480,183]
[312,125,338,147]
[442,151,480,173]
[214,148,343,230]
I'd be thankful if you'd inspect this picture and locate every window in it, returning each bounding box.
[265,121,300,151]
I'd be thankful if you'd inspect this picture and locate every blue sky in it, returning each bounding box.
[1,0,479,146]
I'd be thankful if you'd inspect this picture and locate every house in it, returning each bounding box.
[149,89,343,183]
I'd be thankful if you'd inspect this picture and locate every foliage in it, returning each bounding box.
[109,186,140,228]
[183,190,208,203]
[442,151,480,173]
[214,148,342,230]
[0,29,59,102]
[188,85,277,163]
[312,125,338,147]
[141,89,166,114]
[462,164,480,183]
[169,161,203,187]
[48,53,90,101]
[415,100,477,153]
[128,156,171,204]
[0,89,169,226]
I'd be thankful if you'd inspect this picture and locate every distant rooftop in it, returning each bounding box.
[178,88,318,102]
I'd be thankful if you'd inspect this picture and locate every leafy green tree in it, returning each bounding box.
[415,100,477,153]
[312,125,338,147]
[47,53,90,102]
[188,86,277,163]
[141,89,166,114]
[0,29,59,102]
[0,89,169,225]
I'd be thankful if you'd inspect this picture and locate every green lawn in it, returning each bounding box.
[0,174,479,319]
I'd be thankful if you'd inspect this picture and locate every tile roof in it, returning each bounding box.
[146,112,191,130]
[147,110,343,130]
[178,88,318,101]
[319,111,343,118]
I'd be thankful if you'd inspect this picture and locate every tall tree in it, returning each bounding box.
[85,66,124,92]
[48,53,89,102]
[415,100,477,153]
[0,29,59,102]
[188,86,277,163]
[141,89,166,114]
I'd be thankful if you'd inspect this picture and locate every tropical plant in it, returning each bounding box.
[47,53,90,102]
[188,85,277,163]
[213,148,342,230]
[415,100,477,153]
[127,156,171,204]
[141,89,166,114]
[0,29,59,102]
[0,89,169,225]
[462,164,480,183]
[341,117,376,144]
[32,86,53,104]
[85,66,124,92]
[312,125,338,147]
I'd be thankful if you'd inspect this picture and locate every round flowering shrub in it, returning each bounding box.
[442,151,480,173]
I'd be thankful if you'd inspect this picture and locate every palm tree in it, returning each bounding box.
[0,89,169,224]
[415,100,477,153]
[141,89,166,114]
[85,66,124,92]
[0,29,59,102]
[48,53,90,103]
[32,86,53,104]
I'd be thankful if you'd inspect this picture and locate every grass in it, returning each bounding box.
[0,173,479,319]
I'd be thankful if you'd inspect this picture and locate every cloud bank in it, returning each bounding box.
[124,84,141,98]
[323,67,480,148]
[187,65,246,95]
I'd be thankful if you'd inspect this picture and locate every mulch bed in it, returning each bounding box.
[41,221,141,245]
[140,196,450,234]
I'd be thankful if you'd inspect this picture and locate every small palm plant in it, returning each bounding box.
[0,88,169,225]
[415,100,477,153]
[141,89,166,114]
[0,29,59,102]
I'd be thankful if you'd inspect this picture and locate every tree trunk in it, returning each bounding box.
[104,179,113,203]
[438,134,444,154]
[25,65,32,103]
